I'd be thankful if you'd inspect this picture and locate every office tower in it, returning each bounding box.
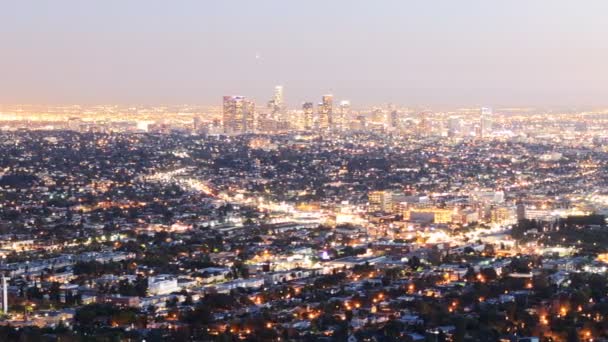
[417,113,431,136]
[480,107,493,138]
[516,200,526,221]
[223,96,255,134]
[267,85,284,122]
[317,95,333,131]
[371,108,384,124]
[368,190,392,213]
[273,85,284,109]
[302,102,314,130]
[335,100,350,131]
[355,115,367,131]
[447,116,462,137]
[192,116,202,132]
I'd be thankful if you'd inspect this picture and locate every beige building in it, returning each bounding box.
[368,191,392,213]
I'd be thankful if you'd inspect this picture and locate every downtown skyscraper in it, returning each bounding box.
[273,86,284,109]
[335,100,350,131]
[302,102,314,131]
[223,96,255,134]
[480,107,493,138]
[317,95,333,131]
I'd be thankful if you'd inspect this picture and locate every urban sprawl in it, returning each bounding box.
[1,87,608,341]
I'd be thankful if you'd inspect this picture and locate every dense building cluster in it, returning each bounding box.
[1,96,608,341]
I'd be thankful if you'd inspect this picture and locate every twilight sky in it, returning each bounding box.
[1,0,608,107]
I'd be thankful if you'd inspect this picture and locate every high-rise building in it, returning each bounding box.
[371,108,385,125]
[389,110,400,130]
[192,116,202,132]
[447,116,462,137]
[355,115,367,131]
[223,96,255,134]
[516,200,526,221]
[302,102,314,130]
[480,107,493,138]
[368,190,392,213]
[273,85,283,109]
[267,85,284,122]
[317,95,333,131]
[335,100,350,131]
[417,113,431,136]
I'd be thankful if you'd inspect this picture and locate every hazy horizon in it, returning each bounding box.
[2,1,608,108]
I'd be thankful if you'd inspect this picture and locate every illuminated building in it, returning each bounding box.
[147,275,180,295]
[268,85,284,121]
[472,190,505,204]
[447,116,462,137]
[355,115,367,130]
[302,102,314,130]
[273,85,283,109]
[335,100,350,131]
[371,108,386,125]
[368,191,392,213]
[480,107,493,138]
[452,209,479,225]
[192,116,202,132]
[223,96,255,134]
[406,208,454,224]
[317,95,333,131]
[491,206,516,225]
[417,112,432,136]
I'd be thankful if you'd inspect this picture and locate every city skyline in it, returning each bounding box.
[3,2,608,340]
[2,1,608,107]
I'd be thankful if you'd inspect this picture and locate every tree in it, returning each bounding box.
[480,268,498,282]
[566,328,580,342]
[408,256,421,270]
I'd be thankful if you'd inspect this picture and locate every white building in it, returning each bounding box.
[147,275,180,296]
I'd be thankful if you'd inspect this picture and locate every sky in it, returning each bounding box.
[1,0,608,108]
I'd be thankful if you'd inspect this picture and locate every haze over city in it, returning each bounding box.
[2,0,608,107]
[3,2,608,342]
